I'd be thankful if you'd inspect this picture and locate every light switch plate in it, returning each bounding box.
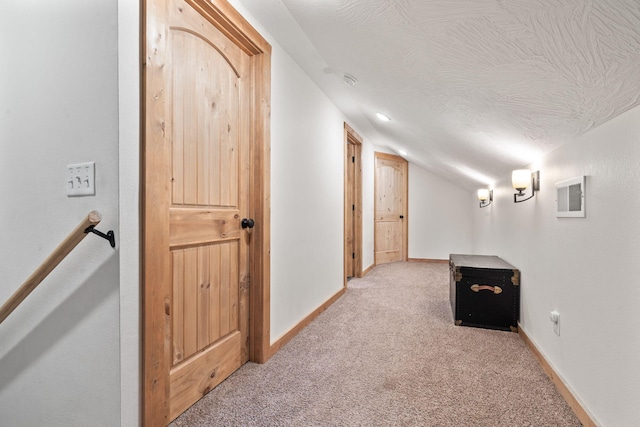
[67,162,95,196]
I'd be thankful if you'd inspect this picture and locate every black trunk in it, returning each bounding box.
[449,254,520,332]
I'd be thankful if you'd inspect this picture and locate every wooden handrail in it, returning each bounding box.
[0,211,102,325]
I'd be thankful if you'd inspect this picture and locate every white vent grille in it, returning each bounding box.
[555,176,585,218]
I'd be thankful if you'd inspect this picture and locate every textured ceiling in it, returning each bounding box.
[237,0,640,189]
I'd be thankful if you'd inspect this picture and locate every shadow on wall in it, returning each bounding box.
[0,255,119,391]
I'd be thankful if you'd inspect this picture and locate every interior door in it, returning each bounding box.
[374,152,408,264]
[345,141,356,278]
[343,124,363,282]
[144,0,257,423]
[167,1,251,420]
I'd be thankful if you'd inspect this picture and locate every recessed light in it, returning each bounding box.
[376,112,390,121]
[398,150,408,156]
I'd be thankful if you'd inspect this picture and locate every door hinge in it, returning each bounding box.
[352,156,355,163]
[352,253,355,259]
[352,204,355,211]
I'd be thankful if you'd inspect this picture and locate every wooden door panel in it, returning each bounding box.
[376,161,403,218]
[182,248,198,357]
[374,153,407,265]
[171,241,240,364]
[376,212,403,222]
[375,221,401,263]
[169,208,240,248]
[170,29,240,208]
[169,331,241,420]
[375,222,402,251]
[376,250,401,265]
[196,246,210,351]
[169,0,244,71]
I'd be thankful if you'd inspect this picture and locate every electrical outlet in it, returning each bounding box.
[67,162,95,196]
[550,310,560,336]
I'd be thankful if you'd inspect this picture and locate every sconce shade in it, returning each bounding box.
[477,188,493,208]
[512,169,531,191]
[512,170,540,203]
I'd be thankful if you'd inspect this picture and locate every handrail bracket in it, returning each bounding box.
[85,225,116,248]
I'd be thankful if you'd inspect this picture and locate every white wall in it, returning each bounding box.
[118,0,140,425]
[228,0,376,343]
[471,105,640,426]
[408,163,473,259]
[0,1,120,425]
[269,47,347,341]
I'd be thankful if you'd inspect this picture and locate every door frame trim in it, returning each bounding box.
[344,123,363,284]
[373,152,408,263]
[142,0,271,424]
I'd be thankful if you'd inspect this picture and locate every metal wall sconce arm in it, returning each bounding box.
[512,170,540,203]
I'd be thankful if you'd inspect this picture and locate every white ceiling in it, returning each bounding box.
[237,0,640,189]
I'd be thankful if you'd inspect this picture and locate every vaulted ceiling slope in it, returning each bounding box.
[238,0,640,189]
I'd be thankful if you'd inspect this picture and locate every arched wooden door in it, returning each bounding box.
[143,0,271,424]
[374,152,408,265]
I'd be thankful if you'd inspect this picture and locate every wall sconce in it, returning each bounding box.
[512,169,540,203]
[477,189,493,208]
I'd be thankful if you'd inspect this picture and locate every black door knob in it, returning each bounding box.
[241,218,255,229]
[400,215,404,219]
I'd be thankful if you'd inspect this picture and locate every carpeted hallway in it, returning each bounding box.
[171,262,581,426]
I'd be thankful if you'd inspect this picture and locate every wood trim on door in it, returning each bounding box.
[374,152,408,264]
[344,123,363,284]
[142,0,271,425]
[249,50,272,365]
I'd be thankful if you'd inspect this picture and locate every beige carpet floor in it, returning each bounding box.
[171,261,581,426]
